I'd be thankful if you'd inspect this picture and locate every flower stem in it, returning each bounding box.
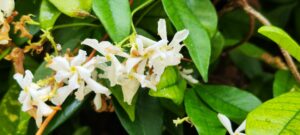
[35,106,61,135]
[131,0,154,33]
[51,23,100,31]
[237,0,300,84]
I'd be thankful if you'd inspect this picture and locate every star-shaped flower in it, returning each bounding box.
[14,70,53,127]
[48,50,110,104]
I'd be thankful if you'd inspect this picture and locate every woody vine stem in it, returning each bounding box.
[237,0,300,84]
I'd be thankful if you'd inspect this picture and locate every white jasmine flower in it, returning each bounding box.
[136,19,188,82]
[179,68,199,84]
[48,50,111,103]
[217,113,246,135]
[14,70,53,127]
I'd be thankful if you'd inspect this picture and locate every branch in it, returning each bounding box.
[237,0,300,84]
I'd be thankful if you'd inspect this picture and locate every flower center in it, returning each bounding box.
[70,66,77,73]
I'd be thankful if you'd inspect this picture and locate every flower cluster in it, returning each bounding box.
[14,19,190,127]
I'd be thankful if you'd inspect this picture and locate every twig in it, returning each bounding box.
[35,106,61,135]
[224,12,255,52]
[237,0,300,84]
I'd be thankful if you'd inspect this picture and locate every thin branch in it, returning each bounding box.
[224,12,255,52]
[35,106,61,135]
[237,0,300,84]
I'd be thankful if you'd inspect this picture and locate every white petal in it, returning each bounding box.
[180,72,199,84]
[35,109,43,127]
[137,35,156,47]
[235,120,246,133]
[74,81,87,100]
[158,19,168,40]
[71,50,87,66]
[84,77,110,96]
[120,78,140,105]
[136,59,147,74]
[135,37,144,55]
[18,91,32,111]
[81,38,101,53]
[54,71,72,82]
[132,73,156,90]
[0,12,4,25]
[83,57,97,71]
[48,57,70,72]
[169,29,189,47]
[144,39,168,53]
[13,73,25,89]
[68,74,80,90]
[35,86,51,101]
[51,86,74,105]
[37,101,53,116]
[0,0,14,17]
[217,113,234,135]
[76,66,92,79]
[126,57,142,73]
[93,93,102,110]
[24,70,34,85]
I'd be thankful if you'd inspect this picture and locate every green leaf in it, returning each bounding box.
[93,0,131,42]
[162,0,211,82]
[111,86,136,121]
[246,92,300,134]
[273,70,298,97]
[210,32,224,62]
[185,0,218,37]
[196,85,262,123]
[236,42,266,59]
[0,83,20,134]
[149,67,186,105]
[258,25,300,62]
[184,89,226,135]
[0,82,30,135]
[49,0,92,18]
[113,90,163,135]
[43,96,86,134]
[39,0,61,29]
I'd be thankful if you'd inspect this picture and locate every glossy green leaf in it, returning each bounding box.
[113,90,163,135]
[273,70,298,97]
[162,0,211,82]
[185,0,218,37]
[210,32,224,62]
[196,85,262,123]
[111,86,136,121]
[0,83,20,134]
[0,82,30,135]
[258,26,300,62]
[149,67,186,105]
[49,0,92,18]
[93,0,131,42]
[184,89,226,135]
[43,97,86,134]
[246,92,300,134]
[39,0,61,29]
[236,42,266,59]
